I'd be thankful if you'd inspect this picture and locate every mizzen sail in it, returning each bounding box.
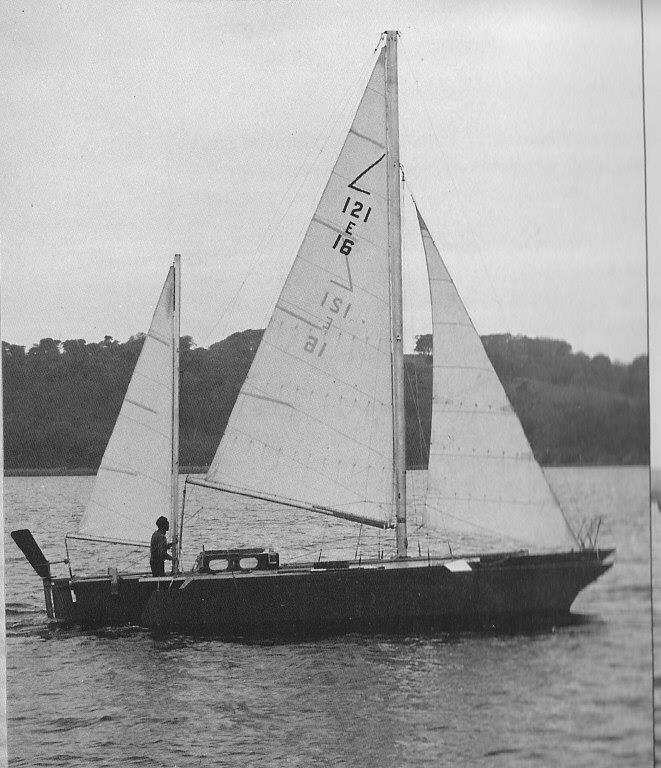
[206,50,394,528]
[416,207,576,551]
[76,266,177,546]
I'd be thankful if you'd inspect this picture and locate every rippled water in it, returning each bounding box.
[652,499,661,762]
[3,467,654,767]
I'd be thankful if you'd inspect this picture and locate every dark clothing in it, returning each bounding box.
[150,529,170,577]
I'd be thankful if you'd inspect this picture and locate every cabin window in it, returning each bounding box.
[239,557,259,570]
[209,559,229,572]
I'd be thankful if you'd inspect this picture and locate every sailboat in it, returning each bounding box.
[12,32,613,635]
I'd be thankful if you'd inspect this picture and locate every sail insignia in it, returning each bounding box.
[205,49,395,528]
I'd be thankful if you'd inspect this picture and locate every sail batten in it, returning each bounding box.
[206,49,394,527]
[416,205,576,551]
[348,128,385,149]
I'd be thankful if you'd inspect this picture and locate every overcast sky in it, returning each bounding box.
[2,1,659,457]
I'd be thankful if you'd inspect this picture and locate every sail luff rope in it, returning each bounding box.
[257,47,381,312]
[406,180,503,399]
[262,50,377,286]
[198,48,380,349]
[541,468,579,546]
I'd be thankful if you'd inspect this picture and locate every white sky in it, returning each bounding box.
[1,0,659,459]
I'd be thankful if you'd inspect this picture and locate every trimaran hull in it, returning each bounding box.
[44,550,612,636]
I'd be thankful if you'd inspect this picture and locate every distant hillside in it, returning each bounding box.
[2,331,649,471]
[408,334,648,466]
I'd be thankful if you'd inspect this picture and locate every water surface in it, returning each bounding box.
[4,467,653,767]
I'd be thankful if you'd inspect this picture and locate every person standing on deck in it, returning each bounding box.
[150,516,173,576]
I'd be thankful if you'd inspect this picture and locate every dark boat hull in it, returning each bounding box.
[45,550,613,637]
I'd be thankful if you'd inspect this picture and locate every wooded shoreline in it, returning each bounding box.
[3,330,649,472]
[3,465,445,477]
[4,465,651,479]
[3,466,211,477]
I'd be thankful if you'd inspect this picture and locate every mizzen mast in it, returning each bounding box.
[385,31,407,558]
[171,253,181,573]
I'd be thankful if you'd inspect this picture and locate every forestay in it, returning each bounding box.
[206,50,395,528]
[75,268,176,546]
[416,207,576,551]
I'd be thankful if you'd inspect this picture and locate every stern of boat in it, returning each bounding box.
[45,577,79,623]
[11,529,79,624]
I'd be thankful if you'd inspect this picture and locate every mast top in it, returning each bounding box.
[384,30,399,46]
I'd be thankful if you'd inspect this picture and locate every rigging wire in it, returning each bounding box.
[181,482,389,564]
[423,496,540,549]
[401,174,504,554]
[187,40,542,564]
[398,171,430,473]
[400,170,432,554]
[354,524,363,560]
[397,38,510,331]
[199,46,381,349]
[316,519,329,563]
[404,173,575,549]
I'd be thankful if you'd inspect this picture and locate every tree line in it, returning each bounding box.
[409,333,648,466]
[2,330,649,471]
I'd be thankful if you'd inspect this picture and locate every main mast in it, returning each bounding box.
[171,253,181,573]
[385,31,407,558]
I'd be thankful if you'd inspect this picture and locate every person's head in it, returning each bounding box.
[156,516,169,532]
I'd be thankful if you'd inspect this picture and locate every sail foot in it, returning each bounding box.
[186,477,394,530]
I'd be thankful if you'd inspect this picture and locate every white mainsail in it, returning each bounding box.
[76,266,177,546]
[416,207,576,551]
[205,50,395,528]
